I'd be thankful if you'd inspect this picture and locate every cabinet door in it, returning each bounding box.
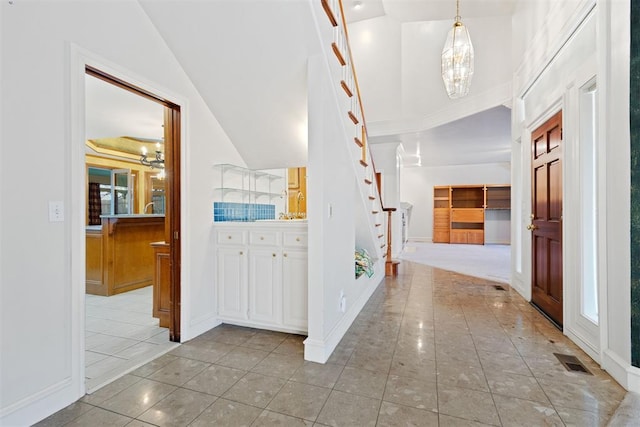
[217,247,248,320]
[282,249,308,330]
[467,230,485,245]
[248,248,282,325]
[450,230,468,244]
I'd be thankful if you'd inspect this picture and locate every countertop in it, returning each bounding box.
[100,214,165,218]
[213,219,307,228]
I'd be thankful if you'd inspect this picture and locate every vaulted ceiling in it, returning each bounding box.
[86,0,516,170]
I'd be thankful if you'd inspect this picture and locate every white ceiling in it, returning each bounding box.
[343,0,517,167]
[344,0,517,23]
[139,0,322,170]
[85,74,164,142]
[377,106,512,167]
[85,0,515,170]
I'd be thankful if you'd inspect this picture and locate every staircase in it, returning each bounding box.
[317,0,397,270]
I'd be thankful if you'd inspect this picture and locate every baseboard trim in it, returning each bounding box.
[602,349,631,390]
[408,237,431,243]
[564,327,600,363]
[1,377,76,426]
[628,365,640,393]
[216,318,307,336]
[183,315,222,342]
[304,262,383,363]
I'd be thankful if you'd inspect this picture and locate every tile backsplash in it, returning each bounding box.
[213,202,276,222]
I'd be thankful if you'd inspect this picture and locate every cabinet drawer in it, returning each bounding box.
[434,217,450,228]
[451,208,484,223]
[283,232,307,247]
[249,231,280,246]
[216,230,246,245]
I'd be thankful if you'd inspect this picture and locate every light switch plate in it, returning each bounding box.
[49,201,64,222]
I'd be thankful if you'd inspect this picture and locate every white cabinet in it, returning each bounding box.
[248,248,282,324]
[282,249,308,330]
[215,222,308,334]
[217,246,248,320]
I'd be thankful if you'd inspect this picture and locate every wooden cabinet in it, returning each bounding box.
[215,222,308,334]
[433,185,510,245]
[433,186,451,243]
[151,242,171,328]
[85,215,165,296]
[451,186,485,245]
[450,229,485,244]
[287,167,307,218]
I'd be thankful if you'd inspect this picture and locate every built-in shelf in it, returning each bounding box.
[213,163,284,204]
[433,184,511,245]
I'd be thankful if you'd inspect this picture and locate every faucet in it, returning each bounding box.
[144,202,155,214]
[296,191,305,218]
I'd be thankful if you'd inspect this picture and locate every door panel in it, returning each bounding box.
[534,166,547,217]
[549,160,562,220]
[531,111,564,327]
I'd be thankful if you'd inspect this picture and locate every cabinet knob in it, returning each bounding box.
[272,253,276,257]
[296,237,300,242]
[283,253,288,257]
[239,251,243,255]
[227,235,232,239]
[260,236,264,240]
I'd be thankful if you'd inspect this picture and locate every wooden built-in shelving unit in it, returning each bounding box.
[433,184,511,245]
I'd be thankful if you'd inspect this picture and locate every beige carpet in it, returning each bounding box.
[399,241,511,284]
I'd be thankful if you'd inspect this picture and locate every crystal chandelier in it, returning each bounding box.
[441,0,474,99]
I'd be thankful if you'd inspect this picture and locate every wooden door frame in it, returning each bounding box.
[85,66,182,341]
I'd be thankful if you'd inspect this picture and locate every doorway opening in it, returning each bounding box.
[84,67,182,391]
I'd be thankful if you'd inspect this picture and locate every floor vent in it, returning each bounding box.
[554,353,592,375]
[494,285,506,291]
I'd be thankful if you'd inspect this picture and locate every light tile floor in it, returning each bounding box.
[85,286,178,392]
[40,262,626,426]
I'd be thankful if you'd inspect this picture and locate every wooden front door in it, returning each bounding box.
[530,111,563,327]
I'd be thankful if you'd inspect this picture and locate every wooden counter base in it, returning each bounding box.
[86,216,165,296]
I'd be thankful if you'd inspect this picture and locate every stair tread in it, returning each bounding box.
[321,0,338,26]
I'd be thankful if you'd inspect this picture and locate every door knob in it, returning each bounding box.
[526,224,537,231]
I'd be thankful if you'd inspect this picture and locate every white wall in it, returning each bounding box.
[511,0,636,391]
[347,16,402,124]
[305,0,384,361]
[401,163,511,241]
[599,0,634,389]
[0,1,243,424]
[348,14,512,131]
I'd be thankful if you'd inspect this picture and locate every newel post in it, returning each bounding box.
[383,208,399,276]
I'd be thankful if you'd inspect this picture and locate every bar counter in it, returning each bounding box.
[86,215,165,296]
